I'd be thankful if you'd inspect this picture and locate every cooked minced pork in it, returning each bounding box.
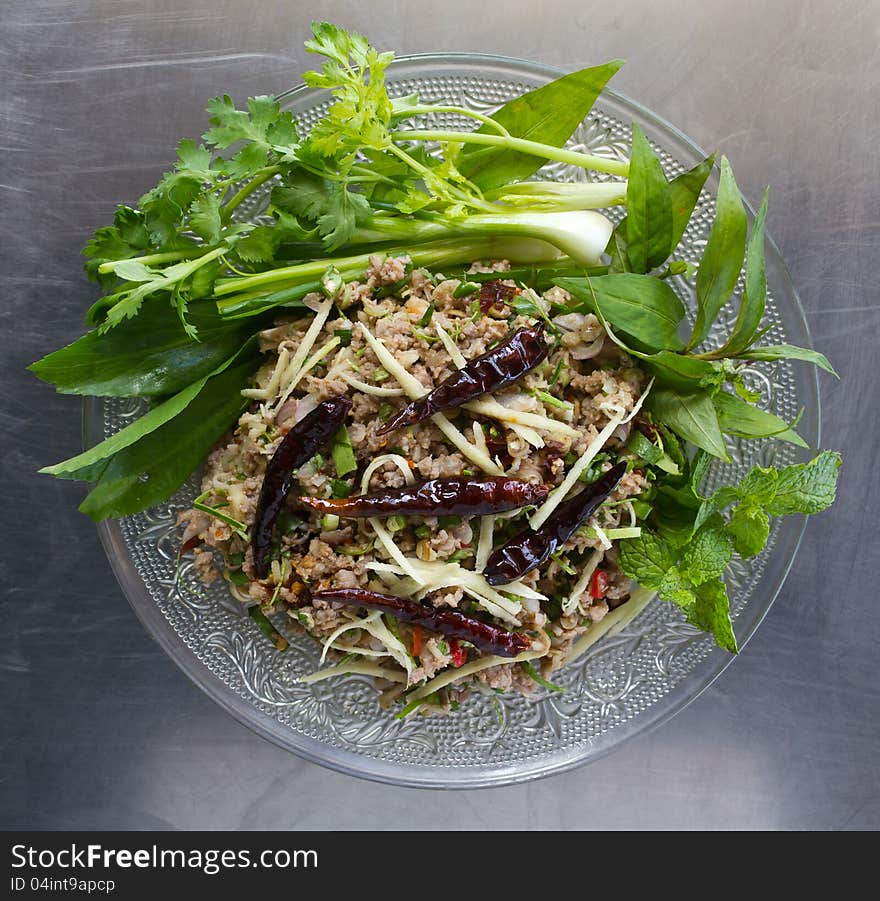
[178,256,646,713]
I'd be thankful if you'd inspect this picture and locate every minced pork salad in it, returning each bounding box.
[32,23,841,716]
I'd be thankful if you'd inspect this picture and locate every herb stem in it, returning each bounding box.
[97,248,208,275]
[397,105,511,137]
[221,166,283,220]
[391,129,630,177]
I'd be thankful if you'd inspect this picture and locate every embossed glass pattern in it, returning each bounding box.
[85,56,819,787]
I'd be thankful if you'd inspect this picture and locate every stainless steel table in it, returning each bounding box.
[3,0,878,829]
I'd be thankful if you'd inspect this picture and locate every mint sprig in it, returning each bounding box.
[619,451,842,652]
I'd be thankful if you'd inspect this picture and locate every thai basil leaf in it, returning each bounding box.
[737,344,838,377]
[717,188,769,355]
[79,356,258,520]
[555,274,685,351]
[40,338,259,481]
[607,153,714,272]
[456,61,623,191]
[668,153,715,251]
[687,157,747,350]
[625,123,672,273]
[712,390,807,448]
[29,301,259,397]
[649,387,731,461]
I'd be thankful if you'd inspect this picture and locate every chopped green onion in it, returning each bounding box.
[530,388,573,412]
[453,281,480,298]
[248,606,288,652]
[330,424,358,477]
[334,327,353,346]
[548,358,565,387]
[373,366,391,383]
[414,524,432,540]
[417,301,435,327]
[377,403,395,422]
[550,550,576,575]
[321,265,343,299]
[321,514,341,531]
[386,515,406,533]
[447,548,473,563]
[520,660,563,692]
[469,298,481,321]
[192,490,249,541]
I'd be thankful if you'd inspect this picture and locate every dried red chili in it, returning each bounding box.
[298,476,548,518]
[251,396,351,579]
[310,588,531,658]
[483,461,627,585]
[376,323,549,435]
[479,279,517,314]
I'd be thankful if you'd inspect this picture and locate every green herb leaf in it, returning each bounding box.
[668,153,715,251]
[712,390,807,448]
[736,343,838,377]
[681,519,733,585]
[456,61,624,191]
[330,424,358,478]
[625,123,672,273]
[716,188,769,354]
[686,578,738,653]
[726,504,769,558]
[520,660,564,692]
[649,388,731,462]
[28,302,260,397]
[764,450,842,516]
[617,530,677,591]
[555,274,685,352]
[688,157,747,350]
[77,356,258,520]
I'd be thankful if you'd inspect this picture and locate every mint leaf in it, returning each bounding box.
[765,450,842,516]
[681,520,733,584]
[657,567,696,607]
[617,531,677,590]
[686,578,738,653]
[726,505,769,558]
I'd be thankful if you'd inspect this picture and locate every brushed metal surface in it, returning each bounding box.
[2,0,878,829]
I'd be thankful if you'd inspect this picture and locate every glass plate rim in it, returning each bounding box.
[87,51,821,789]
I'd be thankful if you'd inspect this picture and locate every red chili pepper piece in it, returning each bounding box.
[450,639,468,667]
[376,323,549,435]
[483,461,627,586]
[251,396,352,579]
[310,588,531,658]
[298,477,548,518]
[479,279,517,314]
[589,568,609,600]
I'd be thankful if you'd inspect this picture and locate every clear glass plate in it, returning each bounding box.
[84,55,820,788]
